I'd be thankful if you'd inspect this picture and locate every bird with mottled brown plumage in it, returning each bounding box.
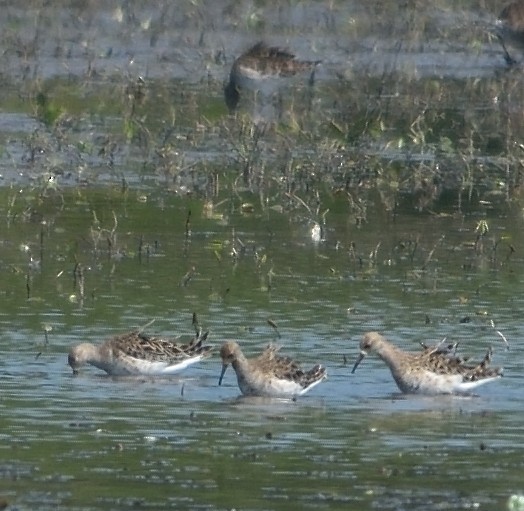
[219,340,326,398]
[224,42,321,113]
[68,316,212,376]
[352,332,502,395]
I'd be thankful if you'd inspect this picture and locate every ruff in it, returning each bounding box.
[218,340,326,398]
[224,42,321,112]
[68,324,212,376]
[352,332,503,395]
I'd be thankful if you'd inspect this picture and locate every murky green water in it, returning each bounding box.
[1,187,522,510]
[1,1,524,510]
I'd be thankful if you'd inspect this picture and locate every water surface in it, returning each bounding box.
[1,187,522,510]
[1,1,524,510]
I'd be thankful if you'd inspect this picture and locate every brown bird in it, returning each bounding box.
[68,315,212,376]
[219,340,326,398]
[352,332,503,395]
[224,42,321,112]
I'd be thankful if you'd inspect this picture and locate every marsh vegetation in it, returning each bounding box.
[1,1,524,510]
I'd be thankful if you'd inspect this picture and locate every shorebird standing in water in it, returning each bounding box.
[224,42,321,115]
[68,315,212,376]
[496,0,524,65]
[218,340,326,398]
[352,332,503,395]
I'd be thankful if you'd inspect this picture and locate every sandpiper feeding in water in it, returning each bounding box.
[68,315,212,376]
[351,331,503,395]
[224,42,321,113]
[218,340,326,398]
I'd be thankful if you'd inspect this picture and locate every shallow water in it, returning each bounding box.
[0,186,523,510]
[1,1,524,510]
